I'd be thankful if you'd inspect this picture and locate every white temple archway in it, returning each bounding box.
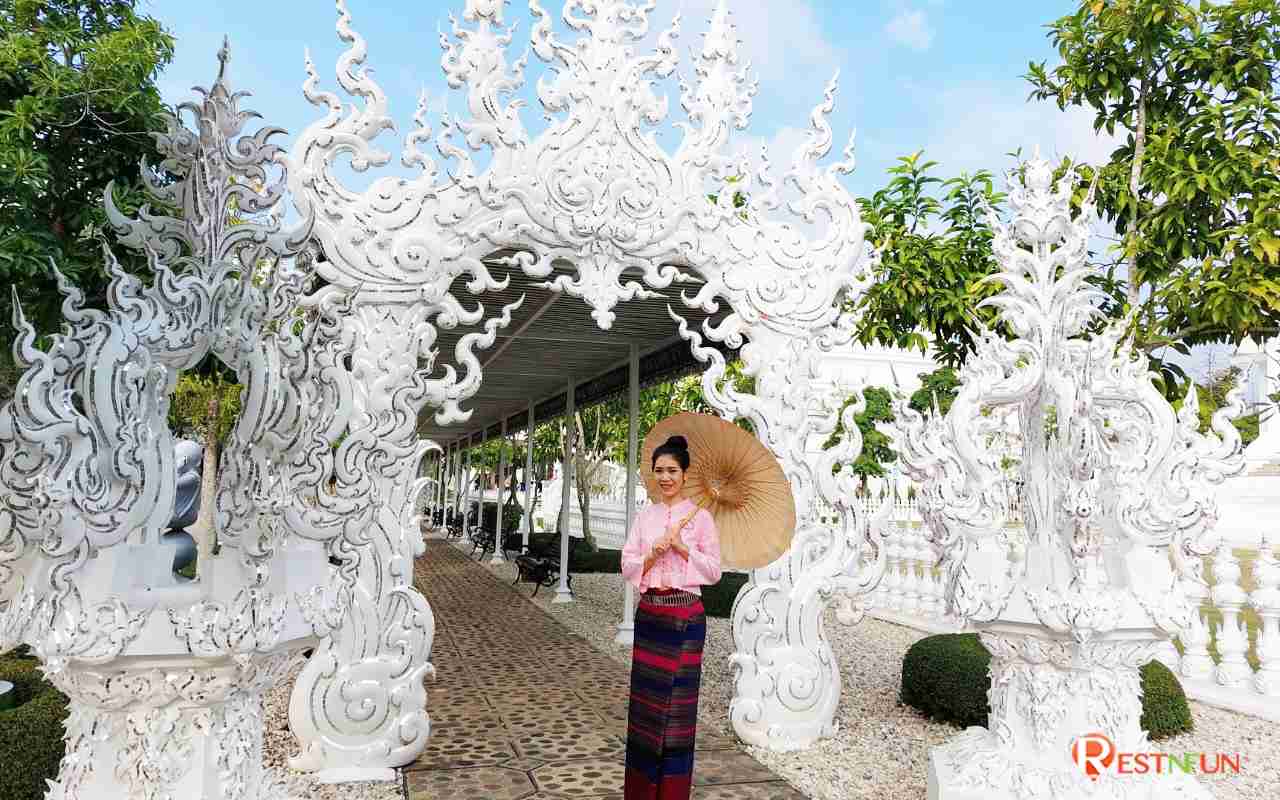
[0,1,893,795]
[283,0,889,779]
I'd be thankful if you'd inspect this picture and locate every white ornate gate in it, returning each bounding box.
[283,0,887,772]
[0,0,892,795]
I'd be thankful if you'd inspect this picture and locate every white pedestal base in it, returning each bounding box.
[614,622,634,646]
[44,651,304,800]
[927,729,1215,800]
[314,767,398,784]
[553,585,574,604]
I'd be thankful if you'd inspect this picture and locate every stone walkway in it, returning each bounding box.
[406,540,803,799]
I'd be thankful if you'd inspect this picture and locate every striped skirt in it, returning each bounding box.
[624,590,707,800]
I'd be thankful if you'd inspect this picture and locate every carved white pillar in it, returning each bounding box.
[555,377,576,604]
[0,49,349,800]
[288,303,436,783]
[491,419,507,563]
[678,323,883,753]
[523,400,535,551]
[890,161,1236,800]
[616,343,639,646]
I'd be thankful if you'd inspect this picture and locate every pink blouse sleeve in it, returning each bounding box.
[683,508,722,587]
[620,508,648,590]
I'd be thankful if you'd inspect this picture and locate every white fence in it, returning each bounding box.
[850,490,1280,722]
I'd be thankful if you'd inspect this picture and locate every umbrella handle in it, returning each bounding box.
[672,499,707,537]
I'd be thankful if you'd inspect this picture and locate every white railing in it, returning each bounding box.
[849,490,1280,721]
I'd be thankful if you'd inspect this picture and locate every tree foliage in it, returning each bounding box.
[1177,365,1262,447]
[1026,0,1280,376]
[850,152,1007,368]
[167,373,241,444]
[0,0,175,338]
[823,386,897,478]
[908,367,962,418]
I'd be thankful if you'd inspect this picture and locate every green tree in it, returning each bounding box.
[1026,0,1280,387]
[1178,364,1262,447]
[823,386,897,479]
[909,366,961,417]
[0,0,175,340]
[850,153,1007,368]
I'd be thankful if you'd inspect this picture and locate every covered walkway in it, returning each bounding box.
[406,541,802,799]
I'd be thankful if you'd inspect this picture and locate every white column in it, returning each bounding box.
[616,342,640,645]
[434,449,445,522]
[455,442,465,517]
[461,441,473,539]
[555,378,575,603]
[479,428,489,543]
[491,420,508,563]
[448,445,458,514]
[523,400,535,551]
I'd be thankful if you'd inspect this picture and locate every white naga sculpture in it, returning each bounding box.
[284,0,886,766]
[891,159,1243,800]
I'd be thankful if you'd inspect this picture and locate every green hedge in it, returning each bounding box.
[900,633,991,727]
[0,656,69,800]
[900,634,1193,740]
[702,572,749,619]
[1140,660,1194,739]
[572,548,622,574]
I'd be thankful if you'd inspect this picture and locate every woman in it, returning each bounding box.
[620,435,722,800]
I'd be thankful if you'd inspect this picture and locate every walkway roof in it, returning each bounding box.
[422,261,736,448]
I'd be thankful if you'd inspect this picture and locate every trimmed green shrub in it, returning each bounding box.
[0,658,69,800]
[1139,660,1194,740]
[702,572,749,619]
[900,634,1193,739]
[571,548,622,574]
[900,633,991,728]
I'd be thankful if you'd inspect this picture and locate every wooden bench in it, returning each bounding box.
[470,525,496,559]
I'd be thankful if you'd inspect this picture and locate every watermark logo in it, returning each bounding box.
[1071,732,1117,779]
[1069,732,1242,779]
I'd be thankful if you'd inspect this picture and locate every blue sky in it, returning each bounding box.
[148,0,1116,198]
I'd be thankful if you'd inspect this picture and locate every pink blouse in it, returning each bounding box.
[621,498,722,595]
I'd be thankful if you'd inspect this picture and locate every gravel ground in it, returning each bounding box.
[459,539,1278,800]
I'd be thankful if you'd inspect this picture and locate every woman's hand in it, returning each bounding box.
[643,537,669,574]
[663,527,690,561]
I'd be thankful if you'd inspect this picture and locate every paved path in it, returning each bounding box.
[407,541,803,799]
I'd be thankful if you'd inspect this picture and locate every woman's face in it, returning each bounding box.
[653,454,685,501]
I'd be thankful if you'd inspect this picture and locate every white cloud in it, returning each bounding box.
[913,82,1121,176]
[885,9,935,51]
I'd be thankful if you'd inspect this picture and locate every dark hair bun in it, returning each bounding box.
[665,435,689,451]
